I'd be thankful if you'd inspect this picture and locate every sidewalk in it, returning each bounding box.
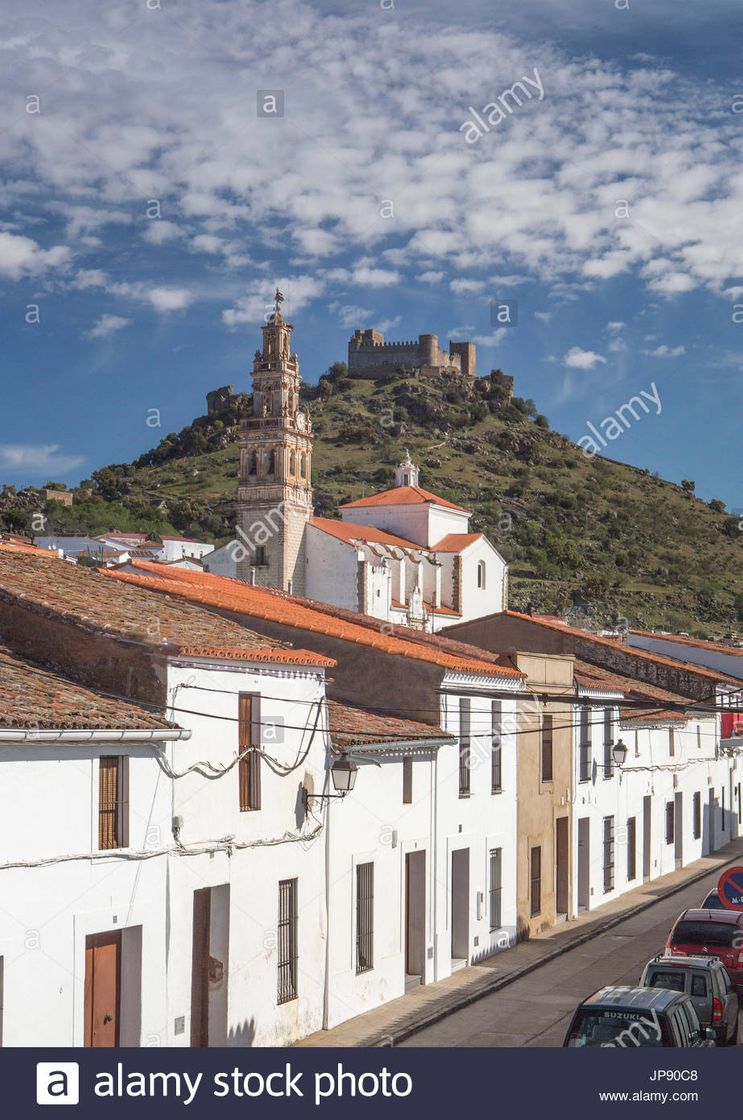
[296,837,743,1047]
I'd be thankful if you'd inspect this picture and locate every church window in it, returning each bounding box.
[300,453,307,478]
[254,546,266,567]
[267,450,276,475]
[477,560,486,589]
[248,452,257,476]
[289,451,296,475]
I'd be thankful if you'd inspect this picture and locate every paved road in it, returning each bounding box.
[401,864,741,1047]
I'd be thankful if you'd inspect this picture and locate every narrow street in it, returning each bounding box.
[401,865,741,1047]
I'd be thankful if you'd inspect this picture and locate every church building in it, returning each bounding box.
[221,298,508,631]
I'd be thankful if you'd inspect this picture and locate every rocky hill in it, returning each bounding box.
[3,363,742,636]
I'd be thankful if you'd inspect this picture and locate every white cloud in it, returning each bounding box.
[1,1,742,312]
[0,444,84,476]
[450,279,486,294]
[147,287,194,312]
[472,328,507,347]
[143,220,181,245]
[223,275,325,326]
[564,346,607,370]
[534,311,552,322]
[329,302,373,328]
[86,314,132,339]
[350,266,400,288]
[641,343,686,358]
[0,231,69,280]
[607,321,625,332]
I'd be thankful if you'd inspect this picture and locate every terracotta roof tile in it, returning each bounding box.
[339,485,469,513]
[327,699,455,747]
[104,562,523,680]
[503,611,741,686]
[309,517,419,550]
[629,630,743,657]
[0,547,323,665]
[0,644,177,731]
[432,533,483,552]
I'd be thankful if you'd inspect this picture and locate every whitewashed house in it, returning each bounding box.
[0,544,334,1048]
[105,561,526,1023]
[305,454,508,631]
[570,663,740,915]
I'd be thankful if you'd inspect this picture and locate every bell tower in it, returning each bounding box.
[236,290,313,592]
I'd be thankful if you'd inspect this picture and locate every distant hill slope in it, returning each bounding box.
[3,365,741,635]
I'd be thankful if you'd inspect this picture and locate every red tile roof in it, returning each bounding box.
[432,533,483,553]
[309,517,419,550]
[0,644,178,731]
[103,562,523,680]
[572,659,693,724]
[629,630,743,657]
[502,611,741,686]
[339,485,469,513]
[0,546,329,667]
[327,700,455,748]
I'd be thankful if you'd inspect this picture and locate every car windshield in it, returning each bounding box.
[566,1010,665,1048]
[672,921,737,947]
[702,893,725,910]
[646,970,685,993]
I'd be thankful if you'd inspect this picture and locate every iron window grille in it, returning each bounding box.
[603,816,615,893]
[626,816,637,881]
[693,792,702,839]
[489,848,503,931]
[665,801,675,845]
[541,713,554,783]
[356,862,374,973]
[277,878,298,1004]
[530,846,542,917]
[459,698,471,797]
[579,707,591,782]
[491,700,502,793]
[603,708,614,778]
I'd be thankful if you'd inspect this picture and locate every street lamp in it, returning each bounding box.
[612,739,629,767]
[303,752,358,812]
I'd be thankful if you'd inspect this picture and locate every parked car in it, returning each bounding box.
[666,909,743,993]
[563,986,716,1048]
[701,889,725,910]
[640,954,739,1046]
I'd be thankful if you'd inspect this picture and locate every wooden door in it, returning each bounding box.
[190,889,211,1047]
[84,931,121,1047]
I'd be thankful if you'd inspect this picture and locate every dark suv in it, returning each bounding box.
[666,909,743,993]
[564,986,716,1048]
[640,954,739,1046]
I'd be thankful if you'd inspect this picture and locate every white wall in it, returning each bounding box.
[203,543,239,579]
[163,657,329,1047]
[160,540,215,562]
[628,634,743,682]
[571,704,739,917]
[341,502,470,549]
[0,741,172,1046]
[305,526,362,612]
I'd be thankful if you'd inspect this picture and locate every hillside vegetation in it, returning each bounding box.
[2,364,742,636]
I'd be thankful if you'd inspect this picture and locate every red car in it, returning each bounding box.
[666,909,743,992]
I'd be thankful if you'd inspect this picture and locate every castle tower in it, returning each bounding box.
[395,451,419,488]
[236,291,313,593]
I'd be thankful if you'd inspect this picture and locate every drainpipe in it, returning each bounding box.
[322,796,332,1030]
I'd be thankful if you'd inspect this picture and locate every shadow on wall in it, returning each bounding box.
[228,1017,257,1047]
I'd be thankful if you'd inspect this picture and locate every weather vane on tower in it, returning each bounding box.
[274,287,285,315]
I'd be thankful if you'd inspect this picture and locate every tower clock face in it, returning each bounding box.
[296,411,306,430]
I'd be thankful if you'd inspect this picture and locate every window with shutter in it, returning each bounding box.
[98,756,128,850]
[238,693,261,811]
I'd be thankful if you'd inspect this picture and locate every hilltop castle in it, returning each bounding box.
[348,329,476,379]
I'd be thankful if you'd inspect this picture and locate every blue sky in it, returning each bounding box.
[1,0,742,506]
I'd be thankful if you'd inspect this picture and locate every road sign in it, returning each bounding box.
[717,866,743,911]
